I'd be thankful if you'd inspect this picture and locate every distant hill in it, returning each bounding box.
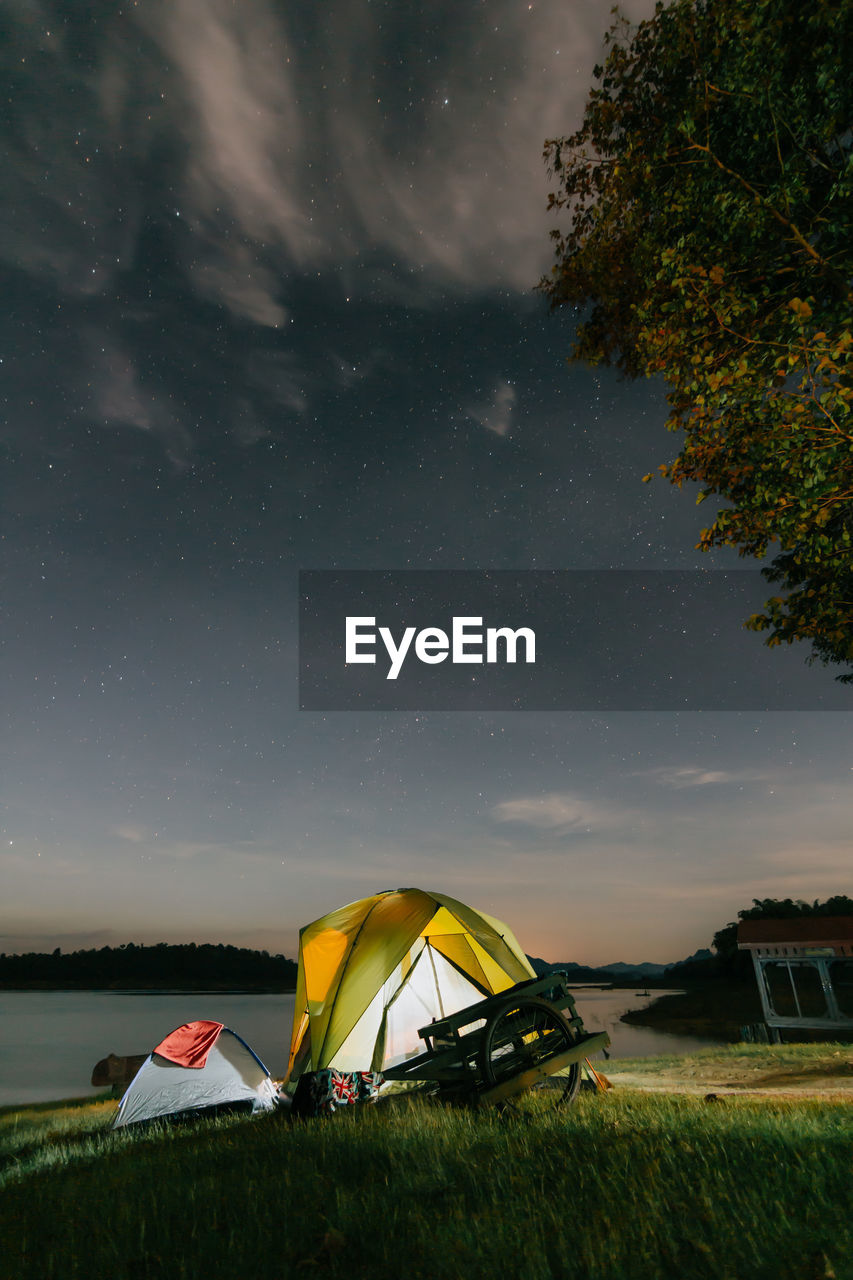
[597,961,669,977]
[527,958,616,983]
[0,942,298,991]
[527,949,713,985]
[671,948,713,968]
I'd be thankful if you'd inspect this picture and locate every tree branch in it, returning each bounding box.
[683,136,833,271]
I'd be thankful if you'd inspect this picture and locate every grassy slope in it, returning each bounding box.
[1,1056,851,1280]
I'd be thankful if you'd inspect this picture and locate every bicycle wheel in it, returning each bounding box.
[479,997,580,1104]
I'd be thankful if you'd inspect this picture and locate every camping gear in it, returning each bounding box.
[286,887,538,1086]
[91,1052,148,1091]
[381,971,610,1107]
[291,1069,385,1117]
[113,1020,279,1127]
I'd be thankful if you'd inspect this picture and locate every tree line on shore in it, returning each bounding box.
[3,897,850,992]
[0,941,298,990]
[667,896,853,986]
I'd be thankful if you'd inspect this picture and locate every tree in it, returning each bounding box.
[540,0,853,676]
[713,895,853,960]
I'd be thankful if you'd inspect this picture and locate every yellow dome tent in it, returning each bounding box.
[286,887,536,1083]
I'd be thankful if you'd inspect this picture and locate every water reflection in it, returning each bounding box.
[571,986,721,1060]
[0,986,721,1106]
[0,991,294,1107]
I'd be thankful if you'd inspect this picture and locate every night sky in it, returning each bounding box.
[2,0,851,967]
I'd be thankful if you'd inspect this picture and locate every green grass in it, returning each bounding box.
[0,1072,850,1280]
[606,1040,853,1082]
[617,1042,846,1070]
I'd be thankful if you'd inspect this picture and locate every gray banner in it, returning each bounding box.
[299,570,852,711]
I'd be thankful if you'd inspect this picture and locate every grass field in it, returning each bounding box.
[606,1041,853,1095]
[1,1047,851,1280]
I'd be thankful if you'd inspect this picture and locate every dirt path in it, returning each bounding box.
[604,1047,853,1099]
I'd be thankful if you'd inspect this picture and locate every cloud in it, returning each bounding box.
[141,838,252,862]
[323,0,659,292]
[645,767,762,788]
[154,0,314,246]
[246,350,308,411]
[90,340,193,466]
[2,0,658,311]
[113,828,258,862]
[467,380,517,437]
[492,792,601,831]
[759,840,853,879]
[114,825,148,844]
[191,245,288,328]
[92,346,156,434]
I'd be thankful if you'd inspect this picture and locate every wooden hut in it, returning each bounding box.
[737,916,853,1041]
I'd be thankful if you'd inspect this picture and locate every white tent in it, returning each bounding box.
[114,1021,278,1128]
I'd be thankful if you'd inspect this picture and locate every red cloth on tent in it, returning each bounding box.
[153,1020,225,1069]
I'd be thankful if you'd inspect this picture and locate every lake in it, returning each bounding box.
[0,987,720,1106]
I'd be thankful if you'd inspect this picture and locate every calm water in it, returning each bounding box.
[0,987,719,1106]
